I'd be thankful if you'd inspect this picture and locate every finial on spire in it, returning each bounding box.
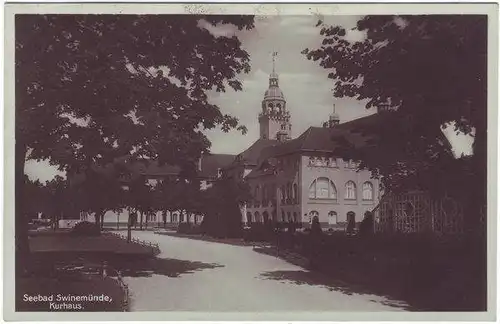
[272,51,278,74]
[333,103,336,114]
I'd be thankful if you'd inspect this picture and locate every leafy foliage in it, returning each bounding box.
[15,15,255,253]
[71,221,101,236]
[17,15,254,173]
[200,176,252,238]
[303,16,487,218]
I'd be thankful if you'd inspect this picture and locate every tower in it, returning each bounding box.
[258,52,291,141]
[323,103,340,128]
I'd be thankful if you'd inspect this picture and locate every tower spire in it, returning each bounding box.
[272,51,278,74]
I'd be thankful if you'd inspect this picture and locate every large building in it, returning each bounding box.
[224,68,381,230]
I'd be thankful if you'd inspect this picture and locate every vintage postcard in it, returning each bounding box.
[3,2,498,322]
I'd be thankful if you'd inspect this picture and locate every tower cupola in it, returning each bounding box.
[323,103,340,128]
[259,52,291,141]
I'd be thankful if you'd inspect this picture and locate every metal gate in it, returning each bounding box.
[373,190,464,234]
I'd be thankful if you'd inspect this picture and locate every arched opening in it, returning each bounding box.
[345,181,357,200]
[328,211,338,226]
[246,212,253,224]
[254,211,261,223]
[263,211,270,224]
[308,210,319,224]
[346,211,356,234]
[309,177,337,199]
[362,181,374,200]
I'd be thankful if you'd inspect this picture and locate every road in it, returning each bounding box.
[120,231,408,312]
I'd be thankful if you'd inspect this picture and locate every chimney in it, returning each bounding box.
[276,131,287,142]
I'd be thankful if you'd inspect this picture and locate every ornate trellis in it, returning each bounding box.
[373,190,464,234]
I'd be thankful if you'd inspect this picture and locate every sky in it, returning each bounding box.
[24,15,474,183]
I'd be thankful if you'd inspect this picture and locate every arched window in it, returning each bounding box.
[345,181,357,200]
[246,212,253,224]
[281,185,286,204]
[308,178,337,199]
[255,212,261,223]
[268,103,274,109]
[328,211,338,225]
[293,212,298,222]
[293,184,298,203]
[287,212,291,221]
[255,185,260,199]
[308,210,319,224]
[362,182,374,200]
[281,211,286,222]
[262,185,268,205]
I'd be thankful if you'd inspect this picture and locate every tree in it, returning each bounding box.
[68,158,130,230]
[200,177,252,238]
[303,15,486,232]
[16,15,255,258]
[153,177,204,227]
[44,175,70,230]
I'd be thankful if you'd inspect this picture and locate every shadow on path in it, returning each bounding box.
[109,256,224,278]
[259,270,410,310]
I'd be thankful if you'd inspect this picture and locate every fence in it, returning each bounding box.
[108,232,161,256]
[373,191,464,234]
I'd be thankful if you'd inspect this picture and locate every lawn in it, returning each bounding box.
[29,231,156,255]
[16,230,158,311]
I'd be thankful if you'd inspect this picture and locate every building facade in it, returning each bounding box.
[226,68,381,229]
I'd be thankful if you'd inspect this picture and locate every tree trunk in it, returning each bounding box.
[465,126,487,236]
[139,211,143,230]
[145,212,149,230]
[163,211,167,229]
[15,140,29,276]
[100,212,105,230]
[94,210,104,231]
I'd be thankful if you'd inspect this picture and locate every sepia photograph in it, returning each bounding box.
[4,3,498,321]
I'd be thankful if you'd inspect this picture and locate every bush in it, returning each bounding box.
[243,222,275,242]
[177,222,203,235]
[177,222,191,234]
[71,221,100,236]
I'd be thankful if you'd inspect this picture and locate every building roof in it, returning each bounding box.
[229,138,279,168]
[258,113,382,162]
[264,87,285,100]
[139,153,235,179]
[197,154,235,178]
